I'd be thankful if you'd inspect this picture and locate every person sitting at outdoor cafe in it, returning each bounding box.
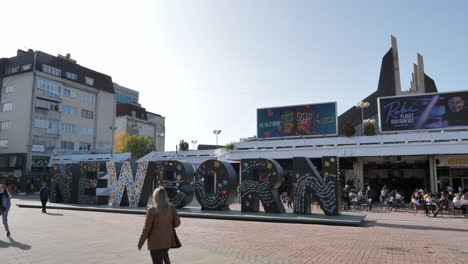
[385,195,394,210]
[460,195,468,216]
[411,195,422,206]
[379,188,388,204]
[356,190,365,202]
[456,186,464,196]
[447,191,455,201]
[433,193,449,217]
[395,191,403,201]
[349,190,357,200]
[453,195,461,208]
[423,193,435,216]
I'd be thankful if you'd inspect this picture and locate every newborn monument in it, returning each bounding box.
[50,156,341,216]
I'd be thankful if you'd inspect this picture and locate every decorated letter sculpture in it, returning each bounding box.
[50,163,74,203]
[293,156,340,216]
[194,160,237,210]
[153,161,194,208]
[240,159,286,213]
[49,158,341,216]
[107,161,150,207]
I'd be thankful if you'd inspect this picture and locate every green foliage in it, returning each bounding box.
[179,140,189,151]
[121,134,155,159]
[363,122,376,136]
[225,142,235,151]
[342,120,356,137]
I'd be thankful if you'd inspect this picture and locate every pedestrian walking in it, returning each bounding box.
[365,186,376,210]
[39,183,50,213]
[138,187,181,264]
[287,195,293,209]
[0,184,11,237]
[236,184,241,203]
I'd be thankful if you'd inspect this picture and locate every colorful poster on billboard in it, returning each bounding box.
[378,91,468,132]
[257,102,337,138]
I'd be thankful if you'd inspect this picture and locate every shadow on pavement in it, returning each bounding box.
[0,238,32,250]
[46,212,63,216]
[364,220,468,233]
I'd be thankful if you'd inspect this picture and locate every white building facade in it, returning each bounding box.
[0,49,115,189]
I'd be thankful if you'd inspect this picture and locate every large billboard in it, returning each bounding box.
[378,91,468,132]
[257,102,337,139]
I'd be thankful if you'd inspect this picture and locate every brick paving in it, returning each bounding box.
[1,197,467,264]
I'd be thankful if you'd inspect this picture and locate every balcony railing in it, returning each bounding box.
[35,89,62,102]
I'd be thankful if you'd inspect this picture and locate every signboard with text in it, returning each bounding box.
[378,91,468,132]
[257,102,337,139]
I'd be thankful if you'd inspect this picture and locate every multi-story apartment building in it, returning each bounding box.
[114,82,139,105]
[0,49,115,190]
[115,103,165,151]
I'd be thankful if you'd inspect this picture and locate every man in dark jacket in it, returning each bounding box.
[39,183,50,213]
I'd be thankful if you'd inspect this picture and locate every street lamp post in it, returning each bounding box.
[109,126,117,158]
[213,130,221,145]
[191,140,198,150]
[355,101,370,134]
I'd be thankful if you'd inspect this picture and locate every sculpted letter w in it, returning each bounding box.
[106,161,148,207]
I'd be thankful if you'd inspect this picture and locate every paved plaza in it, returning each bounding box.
[1,197,467,264]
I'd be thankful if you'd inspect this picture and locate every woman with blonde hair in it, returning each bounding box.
[138,187,181,264]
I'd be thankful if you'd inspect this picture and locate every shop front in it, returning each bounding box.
[362,156,430,201]
[0,153,27,193]
[436,155,468,193]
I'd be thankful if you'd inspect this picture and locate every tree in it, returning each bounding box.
[342,120,356,137]
[114,131,130,153]
[120,134,155,159]
[179,140,189,151]
[363,119,376,136]
[225,142,235,151]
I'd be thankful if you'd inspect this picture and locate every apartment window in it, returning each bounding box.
[0,140,8,149]
[48,120,59,134]
[85,77,94,86]
[81,110,94,119]
[37,78,62,98]
[65,72,78,80]
[5,66,19,74]
[82,93,95,103]
[2,103,12,112]
[64,88,76,97]
[21,64,32,71]
[79,143,91,151]
[60,141,75,150]
[34,118,48,129]
[80,128,93,135]
[62,105,77,115]
[62,123,75,133]
[42,64,61,76]
[3,85,14,94]
[0,121,11,129]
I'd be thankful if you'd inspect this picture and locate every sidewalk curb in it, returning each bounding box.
[16,203,366,226]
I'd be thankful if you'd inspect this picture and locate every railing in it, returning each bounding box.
[35,88,62,102]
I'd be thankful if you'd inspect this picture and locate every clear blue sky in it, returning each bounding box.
[2,0,468,150]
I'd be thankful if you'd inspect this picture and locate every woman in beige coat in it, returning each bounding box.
[138,187,181,264]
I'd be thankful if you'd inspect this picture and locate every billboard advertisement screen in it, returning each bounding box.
[257,102,337,138]
[379,91,468,132]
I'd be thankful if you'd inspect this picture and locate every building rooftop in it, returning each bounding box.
[0,49,114,94]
